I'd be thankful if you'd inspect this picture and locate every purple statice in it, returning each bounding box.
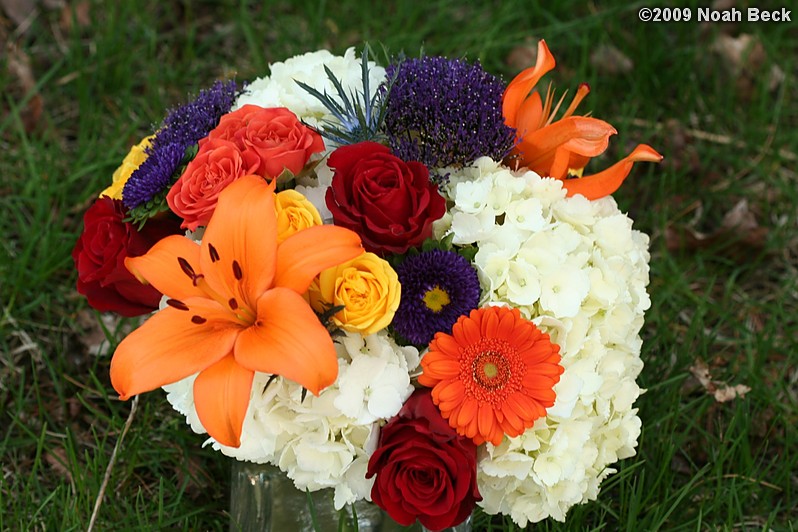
[122,79,238,209]
[383,56,516,170]
[393,249,481,345]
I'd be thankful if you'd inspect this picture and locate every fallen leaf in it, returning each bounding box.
[713,384,751,402]
[711,0,737,10]
[688,359,751,403]
[0,0,37,28]
[689,359,714,391]
[505,38,540,72]
[75,309,124,357]
[665,199,768,261]
[589,44,633,76]
[45,447,73,483]
[4,41,44,133]
[59,0,91,31]
[710,33,784,98]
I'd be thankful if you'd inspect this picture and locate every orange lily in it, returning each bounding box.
[110,175,363,447]
[503,40,662,199]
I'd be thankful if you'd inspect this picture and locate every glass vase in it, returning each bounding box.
[229,460,473,532]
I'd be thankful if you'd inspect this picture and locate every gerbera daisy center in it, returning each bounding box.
[422,285,451,313]
[472,349,511,390]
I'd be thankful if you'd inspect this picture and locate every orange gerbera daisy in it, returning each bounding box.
[503,39,663,200]
[418,306,563,446]
[110,175,363,447]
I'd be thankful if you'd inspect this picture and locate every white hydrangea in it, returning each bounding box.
[162,330,419,509]
[233,47,386,130]
[435,157,650,526]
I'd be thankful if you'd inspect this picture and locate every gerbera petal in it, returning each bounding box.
[199,174,278,309]
[562,144,664,200]
[496,308,518,340]
[499,404,525,434]
[457,398,479,437]
[431,379,465,404]
[124,235,205,300]
[233,287,338,395]
[110,301,240,399]
[477,403,496,443]
[274,225,363,293]
[459,313,482,346]
[503,40,556,127]
[193,355,254,448]
[481,308,501,337]
[423,358,461,379]
[430,334,462,359]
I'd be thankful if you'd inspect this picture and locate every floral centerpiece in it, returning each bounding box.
[73,41,661,529]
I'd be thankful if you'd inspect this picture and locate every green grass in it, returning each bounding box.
[1,0,796,529]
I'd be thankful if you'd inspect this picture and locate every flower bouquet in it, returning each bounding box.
[73,41,661,530]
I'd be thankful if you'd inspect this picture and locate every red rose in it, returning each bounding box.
[203,105,324,178]
[166,139,259,230]
[326,142,446,255]
[72,197,181,317]
[366,389,480,531]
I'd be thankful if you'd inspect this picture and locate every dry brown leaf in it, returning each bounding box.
[665,199,768,260]
[59,0,91,31]
[505,38,540,72]
[711,0,737,10]
[689,359,714,389]
[589,44,633,76]
[1,0,37,28]
[75,309,121,357]
[4,41,44,133]
[688,359,750,403]
[710,33,784,98]
[45,447,73,483]
[713,384,751,402]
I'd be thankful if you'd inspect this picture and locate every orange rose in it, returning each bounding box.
[202,105,324,179]
[166,139,259,230]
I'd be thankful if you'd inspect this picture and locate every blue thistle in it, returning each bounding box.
[295,44,396,145]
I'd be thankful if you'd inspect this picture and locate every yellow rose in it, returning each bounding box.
[274,189,322,242]
[101,135,154,199]
[310,252,401,336]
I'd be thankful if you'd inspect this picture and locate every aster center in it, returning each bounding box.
[423,285,451,313]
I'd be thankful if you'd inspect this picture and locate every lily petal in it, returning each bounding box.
[110,300,241,399]
[513,90,544,141]
[200,175,278,310]
[274,225,363,294]
[193,355,254,448]
[548,146,574,181]
[563,144,664,200]
[519,116,617,173]
[125,235,206,300]
[503,40,556,127]
[234,287,338,395]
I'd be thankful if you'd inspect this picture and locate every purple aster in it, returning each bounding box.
[383,57,516,170]
[123,79,238,209]
[393,249,481,345]
[121,142,185,210]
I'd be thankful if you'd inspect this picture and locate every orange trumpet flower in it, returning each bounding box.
[503,40,662,199]
[110,175,363,447]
